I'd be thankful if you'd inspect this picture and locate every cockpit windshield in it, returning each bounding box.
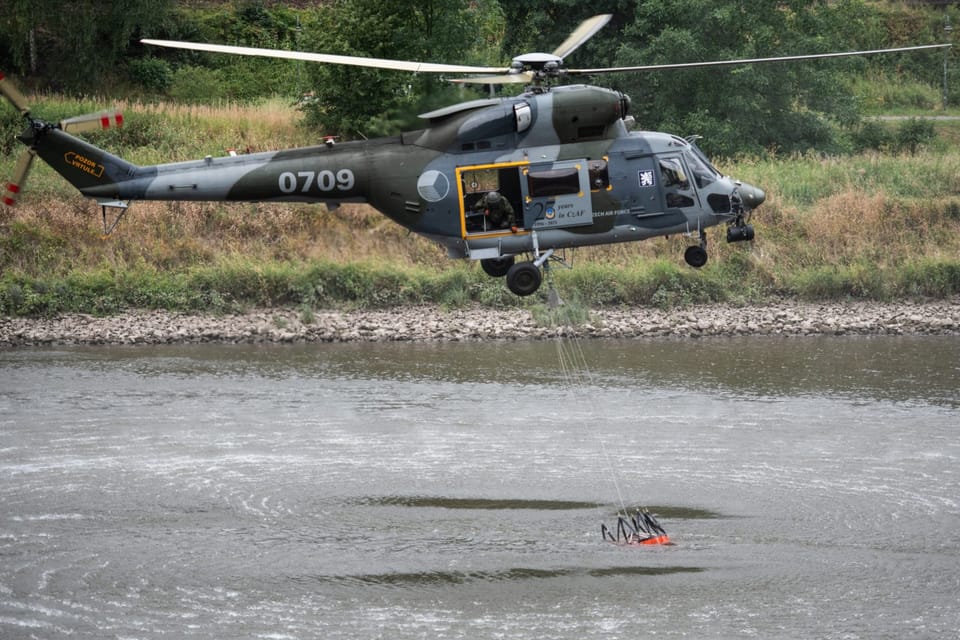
[684,142,721,188]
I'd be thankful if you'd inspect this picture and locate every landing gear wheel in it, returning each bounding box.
[684,245,708,268]
[506,261,542,296]
[481,256,515,278]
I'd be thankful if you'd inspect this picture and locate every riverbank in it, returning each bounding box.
[2,299,959,347]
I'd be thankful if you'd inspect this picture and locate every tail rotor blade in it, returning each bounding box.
[61,109,123,134]
[3,150,36,207]
[0,71,30,115]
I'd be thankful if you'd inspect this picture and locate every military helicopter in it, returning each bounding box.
[1,15,949,296]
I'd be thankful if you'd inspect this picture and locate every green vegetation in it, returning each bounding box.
[2,1,959,152]
[2,97,959,316]
[2,1,960,315]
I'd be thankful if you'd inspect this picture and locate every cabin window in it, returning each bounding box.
[526,167,581,198]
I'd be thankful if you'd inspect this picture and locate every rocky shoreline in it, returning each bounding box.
[2,299,960,347]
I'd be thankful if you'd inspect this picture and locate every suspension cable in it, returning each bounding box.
[552,318,630,517]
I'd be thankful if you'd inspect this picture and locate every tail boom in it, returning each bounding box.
[29,127,369,206]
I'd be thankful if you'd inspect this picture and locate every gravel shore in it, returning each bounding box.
[3,299,960,347]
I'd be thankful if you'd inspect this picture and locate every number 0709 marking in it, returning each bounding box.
[278,169,355,194]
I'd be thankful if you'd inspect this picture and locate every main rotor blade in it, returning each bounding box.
[0,71,30,115]
[3,150,35,207]
[142,39,507,75]
[568,43,952,75]
[552,14,612,60]
[450,72,534,85]
[61,109,124,134]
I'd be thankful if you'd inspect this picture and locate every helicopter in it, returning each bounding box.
[1,15,950,296]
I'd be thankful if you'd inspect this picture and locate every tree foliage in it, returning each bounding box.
[298,0,504,137]
[499,0,635,69]
[500,0,954,156]
[0,0,955,154]
[610,1,875,156]
[0,0,172,92]
[141,2,306,102]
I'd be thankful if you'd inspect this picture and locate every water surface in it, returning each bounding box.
[1,336,958,638]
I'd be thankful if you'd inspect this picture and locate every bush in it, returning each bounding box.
[169,66,228,104]
[530,295,592,327]
[895,118,937,154]
[896,259,960,297]
[852,119,892,151]
[127,58,172,93]
[548,259,728,308]
[789,263,890,300]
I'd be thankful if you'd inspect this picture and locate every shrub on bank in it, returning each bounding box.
[0,260,513,317]
[895,259,960,298]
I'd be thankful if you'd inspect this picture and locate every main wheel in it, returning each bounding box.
[481,256,515,278]
[506,261,542,296]
[684,245,708,268]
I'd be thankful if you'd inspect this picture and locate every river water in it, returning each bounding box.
[1,336,958,639]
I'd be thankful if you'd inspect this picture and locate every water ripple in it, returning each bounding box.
[296,565,704,589]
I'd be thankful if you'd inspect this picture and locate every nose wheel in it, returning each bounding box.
[683,245,707,268]
[684,233,708,268]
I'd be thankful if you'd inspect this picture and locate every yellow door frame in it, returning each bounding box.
[456,160,530,239]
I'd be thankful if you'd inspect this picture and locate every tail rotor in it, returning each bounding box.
[0,71,30,115]
[60,109,124,135]
[1,71,122,208]
[2,150,36,207]
[1,71,33,208]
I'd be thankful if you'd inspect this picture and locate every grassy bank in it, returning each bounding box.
[3,98,960,315]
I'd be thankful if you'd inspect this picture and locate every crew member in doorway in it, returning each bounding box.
[479,191,517,231]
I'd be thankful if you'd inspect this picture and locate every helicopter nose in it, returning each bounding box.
[737,182,765,209]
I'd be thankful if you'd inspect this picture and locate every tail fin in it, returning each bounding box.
[3,71,136,204]
[25,126,139,194]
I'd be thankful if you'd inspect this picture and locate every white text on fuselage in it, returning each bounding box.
[278,169,355,194]
[593,209,630,217]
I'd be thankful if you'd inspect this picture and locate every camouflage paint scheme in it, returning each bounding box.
[18,83,764,267]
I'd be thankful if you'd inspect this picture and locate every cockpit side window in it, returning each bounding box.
[660,156,695,208]
[659,158,689,189]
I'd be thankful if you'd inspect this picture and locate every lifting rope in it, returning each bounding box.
[548,281,671,546]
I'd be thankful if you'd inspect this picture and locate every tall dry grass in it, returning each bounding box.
[1,198,446,275]
[112,97,308,154]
